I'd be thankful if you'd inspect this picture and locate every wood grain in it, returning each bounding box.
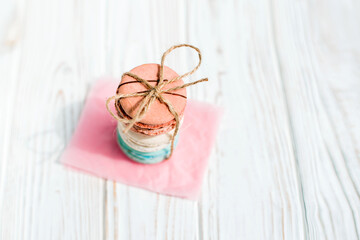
[0,0,359,239]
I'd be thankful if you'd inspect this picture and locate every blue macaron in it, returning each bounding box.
[116,129,179,164]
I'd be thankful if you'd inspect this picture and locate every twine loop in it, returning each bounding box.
[106,44,208,159]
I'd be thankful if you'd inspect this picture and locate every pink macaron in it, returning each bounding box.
[115,63,187,135]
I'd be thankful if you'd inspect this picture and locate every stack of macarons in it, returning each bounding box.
[115,63,187,164]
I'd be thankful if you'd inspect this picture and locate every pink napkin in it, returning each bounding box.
[61,79,222,200]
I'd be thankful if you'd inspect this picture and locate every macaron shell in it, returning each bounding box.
[131,121,176,136]
[115,101,182,135]
[117,63,187,125]
[117,122,175,152]
[116,129,179,164]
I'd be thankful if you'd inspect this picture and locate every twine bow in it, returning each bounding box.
[106,44,208,159]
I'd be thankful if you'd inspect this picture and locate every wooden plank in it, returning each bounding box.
[272,0,360,239]
[0,0,107,239]
[190,0,307,239]
[0,23,22,240]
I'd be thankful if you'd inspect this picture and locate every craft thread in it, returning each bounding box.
[106,44,208,159]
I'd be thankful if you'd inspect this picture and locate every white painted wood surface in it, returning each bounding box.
[0,0,359,239]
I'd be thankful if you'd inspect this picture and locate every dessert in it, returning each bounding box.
[106,44,208,164]
[115,63,186,164]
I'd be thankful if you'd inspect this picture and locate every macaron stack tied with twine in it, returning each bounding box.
[106,44,208,164]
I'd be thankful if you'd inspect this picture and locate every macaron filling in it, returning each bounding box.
[117,120,183,152]
[116,127,179,164]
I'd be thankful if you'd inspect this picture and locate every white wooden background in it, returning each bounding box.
[0,0,360,239]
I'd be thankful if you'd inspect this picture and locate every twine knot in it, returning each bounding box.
[152,86,162,96]
[106,44,208,159]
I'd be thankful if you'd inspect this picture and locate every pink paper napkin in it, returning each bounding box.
[61,79,222,200]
